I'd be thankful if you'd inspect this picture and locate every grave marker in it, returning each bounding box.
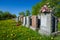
[38,4,58,36]
[20,15,24,23]
[23,17,26,26]
[30,15,38,30]
[26,16,30,27]
[39,13,52,35]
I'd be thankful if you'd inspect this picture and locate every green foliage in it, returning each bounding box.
[32,0,60,17]
[0,11,16,20]
[3,12,12,19]
[26,10,30,16]
[19,12,25,16]
[0,11,3,18]
[32,1,46,15]
[0,20,60,40]
[12,14,17,18]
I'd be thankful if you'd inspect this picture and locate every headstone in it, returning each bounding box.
[16,17,19,22]
[23,17,26,26]
[18,16,20,21]
[30,15,38,30]
[26,16,30,27]
[39,13,52,35]
[39,4,58,36]
[20,15,24,23]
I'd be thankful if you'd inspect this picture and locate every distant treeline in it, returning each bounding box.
[0,11,16,20]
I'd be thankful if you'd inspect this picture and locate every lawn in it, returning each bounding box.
[0,20,60,40]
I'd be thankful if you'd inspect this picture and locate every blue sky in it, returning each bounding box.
[0,0,41,16]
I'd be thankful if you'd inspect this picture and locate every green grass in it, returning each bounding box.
[58,22,60,31]
[0,20,60,40]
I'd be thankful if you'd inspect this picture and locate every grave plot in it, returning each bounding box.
[25,16,30,27]
[20,15,24,23]
[39,13,52,35]
[30,15,38,30]
[39,13,58,36]
[23,17,26,26]
[18,16,20,21]
[38,4,58,36]
[15,17,19,22]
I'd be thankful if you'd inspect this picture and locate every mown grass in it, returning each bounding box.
[0,20,60,40]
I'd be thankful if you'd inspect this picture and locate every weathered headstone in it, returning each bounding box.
[38,4,58,36]
[39,13,52,35]
[18,16,20,21]
[20,15,24,23]
[23,17,26,26]
[26,16,30,27]
[30,15,38,30]
[16,17,19,22]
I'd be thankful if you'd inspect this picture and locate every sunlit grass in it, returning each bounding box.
[0,19,60,40]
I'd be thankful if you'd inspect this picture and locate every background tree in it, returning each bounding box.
[0,11,3,19]
[3,12,12,19]
[32,0,60,17]
[12,14,17,18]
[32,0,46,15]
[26,10,30,16]
[19,12,25,16]
[0,11,16,20]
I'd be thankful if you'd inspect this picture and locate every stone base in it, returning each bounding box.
[22,24,24,26]
[26,25,30,28]
[30,26,36,31]
[22,24,25,26]
[38,30,51,36]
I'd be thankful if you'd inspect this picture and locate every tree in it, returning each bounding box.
[19,12,25,16]
[0,11,3,19]
[32,0,60,17]
[32,1,46,15]
[12,14,17,18]
[3,12,16,19]
[0,11,17,20]
[26,10,30,16]
[3,12,11,19]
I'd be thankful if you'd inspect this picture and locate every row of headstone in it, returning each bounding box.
[18,3,58,36]
[30,16,38,30]
[22,15,40,30]
[21,13,58,36]
[23,16,30,27]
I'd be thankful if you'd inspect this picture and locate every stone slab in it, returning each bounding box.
[39,13,52,36]
[23,17,26,26]
[26,16,30,27]
[31,15,38,29]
